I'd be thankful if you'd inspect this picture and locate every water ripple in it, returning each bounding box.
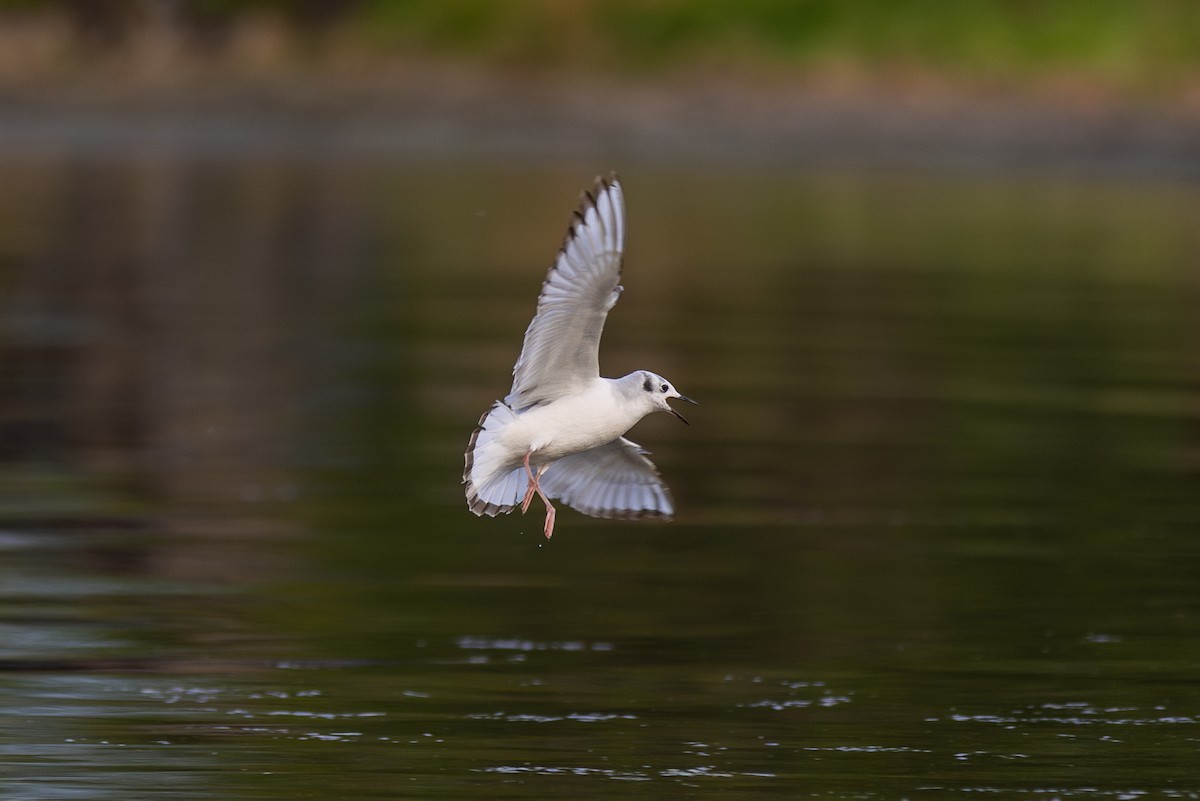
[948,701,1197,727]
[478,763,777,782]
[467,711,636,723]
[454,636,614,652]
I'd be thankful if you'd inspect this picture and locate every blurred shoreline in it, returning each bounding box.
[5,74,1198,182]
[2,9,1199,180]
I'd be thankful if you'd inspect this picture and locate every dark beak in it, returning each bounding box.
[668,394,698,425]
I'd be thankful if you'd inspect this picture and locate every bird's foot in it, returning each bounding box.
[521,451,540,513]
[521,451,555,538]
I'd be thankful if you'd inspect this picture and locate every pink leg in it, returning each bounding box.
[520,451,556,538]
[521,452,538,513]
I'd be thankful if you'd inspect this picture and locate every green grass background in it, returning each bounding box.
[3,0,1199,97]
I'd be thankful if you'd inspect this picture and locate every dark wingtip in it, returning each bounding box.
[580,171,619,213]
[555,172,624,273]
[582,173,619,210]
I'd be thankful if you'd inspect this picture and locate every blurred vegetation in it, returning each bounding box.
[1,0,1198,95]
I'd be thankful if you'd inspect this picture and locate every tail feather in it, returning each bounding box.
[464,402,527,516]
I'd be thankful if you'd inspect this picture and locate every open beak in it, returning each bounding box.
[668,394,699,425]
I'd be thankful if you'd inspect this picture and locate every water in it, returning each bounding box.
[1,157,1198,799]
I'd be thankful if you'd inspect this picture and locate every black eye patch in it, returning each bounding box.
[642,375,653,392]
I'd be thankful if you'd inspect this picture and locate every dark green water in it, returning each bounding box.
[1,160,1198,799]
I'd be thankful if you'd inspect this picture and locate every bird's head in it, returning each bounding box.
[637,371,698,424]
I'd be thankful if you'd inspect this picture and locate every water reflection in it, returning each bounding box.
[0,158,1199,799]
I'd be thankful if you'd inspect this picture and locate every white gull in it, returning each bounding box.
[463,173,696,539]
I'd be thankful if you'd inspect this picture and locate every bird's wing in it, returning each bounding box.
[506,174,625,410]
[540,437,674,520]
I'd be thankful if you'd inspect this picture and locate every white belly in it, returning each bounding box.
[500,381,638,464]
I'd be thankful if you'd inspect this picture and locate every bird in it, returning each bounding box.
[463,173,696,539]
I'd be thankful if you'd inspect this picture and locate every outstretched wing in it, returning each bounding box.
[539,437,674,520]
[506,174,625,410]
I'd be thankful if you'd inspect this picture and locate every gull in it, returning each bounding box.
[463,173,696,539]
